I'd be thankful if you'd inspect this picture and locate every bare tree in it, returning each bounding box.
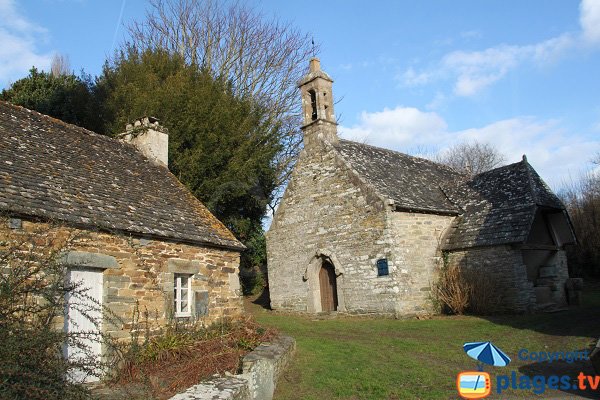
[559,171,600,277]
[50,53,71,77]
[126,0,316,196]
[435,141,507,176]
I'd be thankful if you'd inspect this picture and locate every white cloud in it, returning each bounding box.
[460,30,482,40]
[0,0,46,33]
[401,67,433,86]
[580,0,600,44]
[0,0,52,89]
[340,108,597,188]
[441,34,574,96]
[339,106,447,148]
[400,1,596,97]
[426,92,447,110]
[442,45,520,93]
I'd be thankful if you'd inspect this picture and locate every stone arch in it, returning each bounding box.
[302,249,346,313]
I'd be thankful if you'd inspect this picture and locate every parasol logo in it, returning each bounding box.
[463,341,511,370]
[457,341,511,399]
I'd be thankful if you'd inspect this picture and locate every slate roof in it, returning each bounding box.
[441,158,566,250]
[0,101,244,250]
[336,140,463,214]
[333,139,567,250]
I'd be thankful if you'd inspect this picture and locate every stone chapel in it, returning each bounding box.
[266,58,577,316]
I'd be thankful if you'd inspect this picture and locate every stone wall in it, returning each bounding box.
[0,217,243,345]
[445,245,536,313]
[266,141,390,313]
[387,211,454,315]
[267,140,456,316]
[550,250,569,305]
[170,335,295,400]
[522,249,569,307]
[266,136,565,316]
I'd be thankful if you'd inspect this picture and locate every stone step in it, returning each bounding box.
[534,286,553,304]
[534,302,557,312]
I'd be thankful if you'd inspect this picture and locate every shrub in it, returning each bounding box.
[432,260,502,315]
[0,219,111,399]
[241,270,266,296]
[461,267,503,315]
[113,315,276,399]
[432,264,470,315]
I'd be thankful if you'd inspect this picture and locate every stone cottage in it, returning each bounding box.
[0,101,245,380]
[266,58,576,316]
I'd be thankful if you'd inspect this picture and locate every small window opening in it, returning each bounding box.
[174,274,192,317]
[309,89,317,120]
[377,259,389,277]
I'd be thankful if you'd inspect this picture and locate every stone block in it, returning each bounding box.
[566,289,582,306]
[8,218,22,229]
[565,278,584,290]
[538,266,557,278]
[167,258,201,274]
[106,295,137,304]
[534,286,553,304]
[60,251,119,269]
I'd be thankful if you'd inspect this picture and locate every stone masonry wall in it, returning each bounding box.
[267,141,457,316]
[387,211,454,315]
[267,142,393,313]
[446,245,536,313]
[550,250,569,306]
[0,217,243,346]
[170,335,295,400]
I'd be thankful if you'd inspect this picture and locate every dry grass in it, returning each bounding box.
[462,267,503,315]
[432,264,470,314]
[433,264,502,315]
[108,316,277,399]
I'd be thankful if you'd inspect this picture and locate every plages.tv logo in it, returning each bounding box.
[457,341,511,399]
[456,371,491,399]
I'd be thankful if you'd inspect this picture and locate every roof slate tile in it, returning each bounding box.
[334,139,567,250]
[0,101,243,250]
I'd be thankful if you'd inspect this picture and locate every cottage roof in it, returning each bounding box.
[441,158,567,250]
[333,138,570,250]
[336,139,463,214]
[0,101,244,250]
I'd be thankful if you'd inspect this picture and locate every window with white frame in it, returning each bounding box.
[174,274,192,317]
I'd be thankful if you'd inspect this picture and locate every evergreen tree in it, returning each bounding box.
[98,48,280,269]
[1,68,102,132]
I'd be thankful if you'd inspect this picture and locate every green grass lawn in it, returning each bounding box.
[247,283,600,400]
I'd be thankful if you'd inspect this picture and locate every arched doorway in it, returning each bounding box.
[319,260,338,311]
[304,251,345,313]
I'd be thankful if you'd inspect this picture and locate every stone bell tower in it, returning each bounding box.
[298,58,338,150]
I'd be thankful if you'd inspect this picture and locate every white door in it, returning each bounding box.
[64,268,103,383]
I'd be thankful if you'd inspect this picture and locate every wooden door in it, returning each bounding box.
[64,268,103,383]
[319,261,338,312]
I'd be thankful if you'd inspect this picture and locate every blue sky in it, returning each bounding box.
[1,0,599,189]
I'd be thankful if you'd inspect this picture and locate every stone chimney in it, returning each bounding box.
[119,117,168,167]
[298,57,338,151]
